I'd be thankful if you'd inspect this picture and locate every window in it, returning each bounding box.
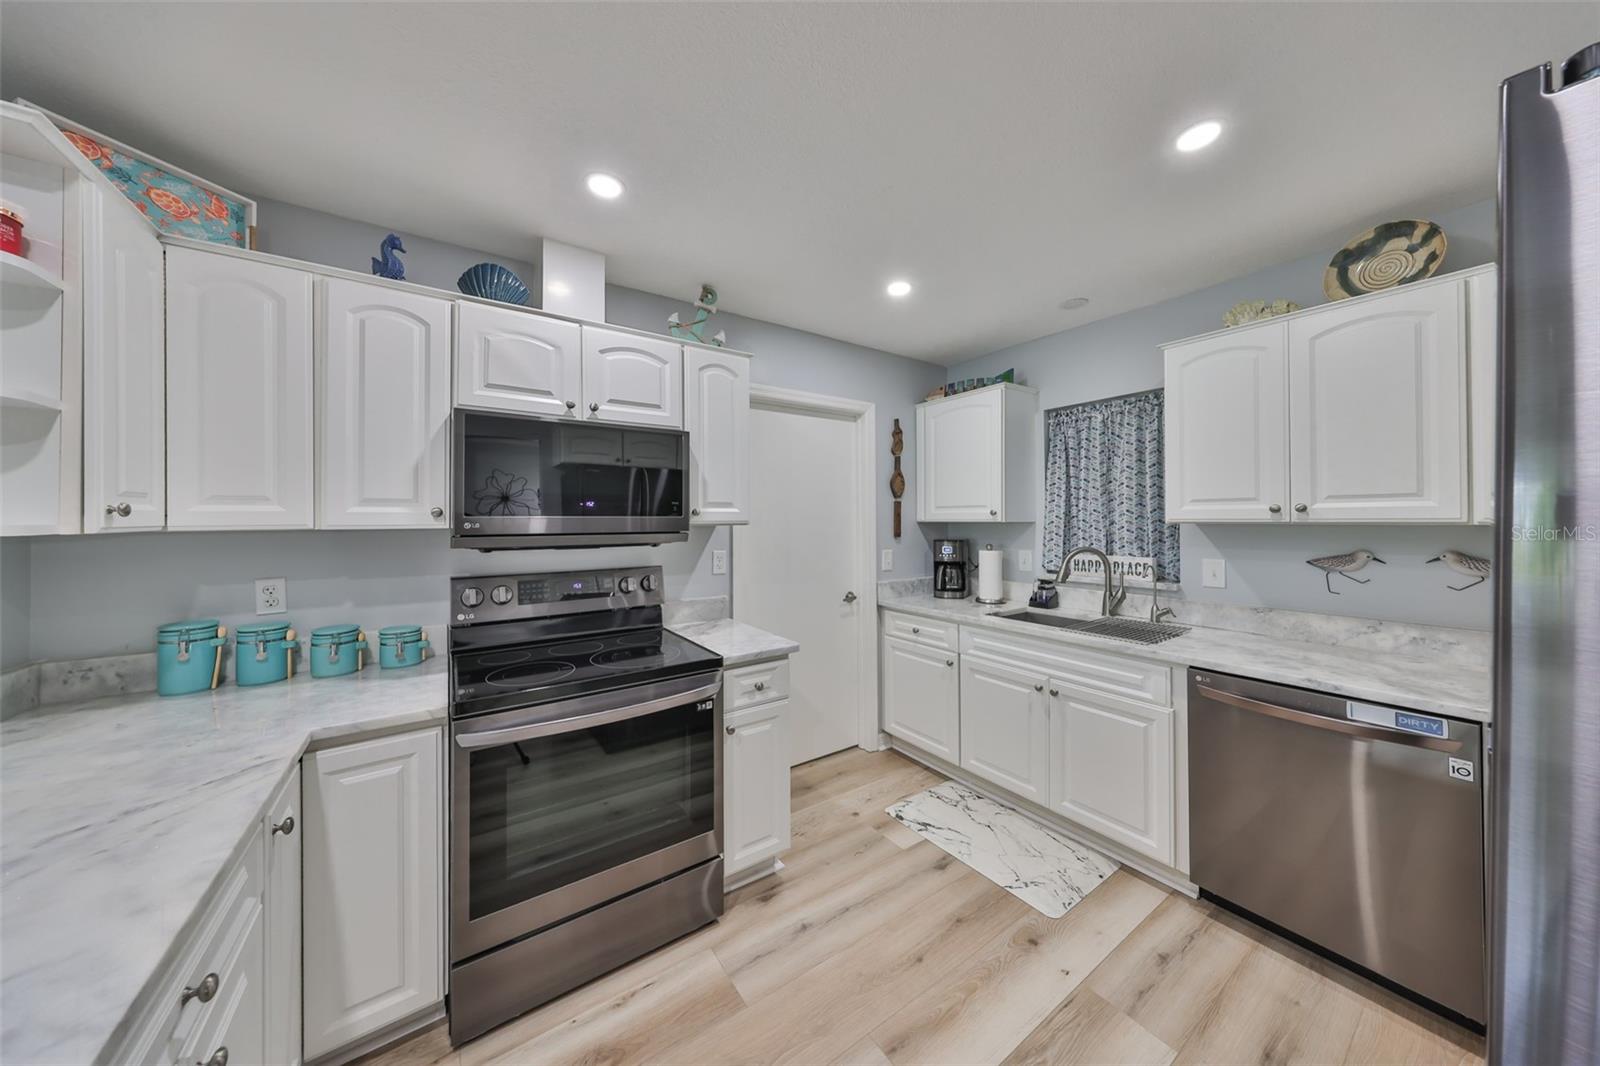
[1042,389,1180,581]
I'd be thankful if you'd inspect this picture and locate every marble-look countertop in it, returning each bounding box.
[879,594,1490,722]
[0,661,450,1066]
[669,619,799,666]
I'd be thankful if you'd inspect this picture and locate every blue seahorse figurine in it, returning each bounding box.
[371,233,406,280]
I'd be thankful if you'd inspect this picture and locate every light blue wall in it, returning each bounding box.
[3,200,942,665]
[944,197,1496,629]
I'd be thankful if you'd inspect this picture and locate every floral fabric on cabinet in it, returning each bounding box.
[60,130,248,246]
[1042,389,1180,582]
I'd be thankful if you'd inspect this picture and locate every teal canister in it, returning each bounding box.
[234,621,299,686]
[378,625,430,669]
[309,624,366,679]
[156,619,227,696]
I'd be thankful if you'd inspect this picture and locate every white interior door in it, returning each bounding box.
[734,399,864,766]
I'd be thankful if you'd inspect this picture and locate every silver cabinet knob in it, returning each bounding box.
[989,509,998,517]
[202,1047,229,1066]
[911,626,920,634]
[945,659,955,667]
[430,506,444,519]
[565,400,577,410]
[1294,503,1308,513]
[1034,683,1044,692]
[1268,504,1282,514]
[754,681,765,691]
[272,816,295,836]
[725,725,736,735]
[1049,688,1059,697]
[690,508,701,516]
[105,502,132,517]
[843,591,858,604]
[180,972,220,1007]
[589,402,600,412]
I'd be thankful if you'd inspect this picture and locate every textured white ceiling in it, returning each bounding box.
[2,3,1591,363]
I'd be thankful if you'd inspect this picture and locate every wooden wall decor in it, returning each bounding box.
[890,418,905,538]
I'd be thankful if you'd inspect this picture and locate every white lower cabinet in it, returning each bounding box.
[303,728,444,1060]
[1048,683,1174,864]
[179,896,266,1066]
[958,655,1049,803]
[723,672,791,887]
[263,766,302,1066]
[881,635,960,763]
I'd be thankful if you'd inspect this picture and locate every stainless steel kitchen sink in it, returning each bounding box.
[994,609,1190,646]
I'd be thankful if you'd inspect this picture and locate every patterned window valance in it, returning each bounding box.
[1042,389,1180,582]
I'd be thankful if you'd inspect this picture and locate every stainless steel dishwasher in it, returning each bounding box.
[1188,668,1486,1025]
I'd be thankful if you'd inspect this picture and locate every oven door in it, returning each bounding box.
[450,672,722,962]
[452,409,689,549]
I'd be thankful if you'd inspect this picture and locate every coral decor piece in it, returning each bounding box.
[1223,298,1300,327]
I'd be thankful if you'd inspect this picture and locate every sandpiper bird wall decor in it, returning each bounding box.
[1426,549,1492,590]
[1306,549,1386,594]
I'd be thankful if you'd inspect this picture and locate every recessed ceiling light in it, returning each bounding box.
[546,280,572,297]
[1059,296,1090,311]
[1175,120,1223,153]
[886,279,913,298]
[585,172,624,199]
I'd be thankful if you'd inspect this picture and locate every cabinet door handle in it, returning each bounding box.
[753,681,765,691]
[201,1047,229,1066]
[1034,683,1044,692]
[1294,503,1308,513]
[589,402,600,413]
[691,508,701,516]
[910,626,920,634]
[1049,688,1059,697]
[180,972,220,1007]
[105,502,132,517]
[989,509,998,517]
[272,815,295,836]
[945,659,955,667]
[430,507,444,519]
[725,725,736,735]
[565,400,577,410]
[843,591,858,604]
[1268,504,1282,514]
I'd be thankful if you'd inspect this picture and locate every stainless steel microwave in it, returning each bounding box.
[451,409,690,550]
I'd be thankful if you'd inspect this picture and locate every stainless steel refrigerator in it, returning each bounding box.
[1492,41,1600,1065]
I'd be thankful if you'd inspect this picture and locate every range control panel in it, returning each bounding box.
[449,566,664,625]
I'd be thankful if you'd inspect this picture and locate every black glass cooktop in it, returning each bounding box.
[451,627,721,718]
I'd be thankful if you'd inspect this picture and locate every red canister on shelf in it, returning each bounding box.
[0,204,23,256]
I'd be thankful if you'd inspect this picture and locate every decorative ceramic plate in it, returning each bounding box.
[1324,219,1447,300]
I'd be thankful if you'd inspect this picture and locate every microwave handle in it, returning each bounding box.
[455,676,722,749]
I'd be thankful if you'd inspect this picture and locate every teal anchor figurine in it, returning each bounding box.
[667,285,726,346]
[371,233,407,280]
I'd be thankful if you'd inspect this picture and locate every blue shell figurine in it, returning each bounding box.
[457,262,531,306]
[371,233,406,280]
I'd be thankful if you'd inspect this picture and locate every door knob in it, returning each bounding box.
[430,507,444,519]
[1294,503,1308,513]
[105,502,132,517]
[1268,504,1282,514]
[565,400,577,410]
[842,591,858,604]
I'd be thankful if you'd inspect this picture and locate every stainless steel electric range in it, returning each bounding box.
[446,565,724,1046]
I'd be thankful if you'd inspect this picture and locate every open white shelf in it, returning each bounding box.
[0,250,64,293]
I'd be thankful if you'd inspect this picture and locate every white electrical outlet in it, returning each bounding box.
[255,577,287,615]
[1202,558,1227,589]
[712,549,727,575]
[881,549,894,572]
[1018,549,1034,572]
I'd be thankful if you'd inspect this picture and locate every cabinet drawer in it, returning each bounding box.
[881,611,958,651]
[116,824,266,1065]
[726,659,790,711]
[960,625,1171,707]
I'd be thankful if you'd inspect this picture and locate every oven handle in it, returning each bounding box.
[454,675,722,749]
[1194,684,1463,753]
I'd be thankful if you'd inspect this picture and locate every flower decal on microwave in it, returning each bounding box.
[474,469,541,516]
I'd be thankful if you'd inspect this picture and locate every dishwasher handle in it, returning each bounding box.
[1194,684,1464,753]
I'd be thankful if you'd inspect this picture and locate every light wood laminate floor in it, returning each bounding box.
[367,748,1485,1066]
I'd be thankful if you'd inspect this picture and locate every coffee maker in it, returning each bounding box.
[932,539,970,599]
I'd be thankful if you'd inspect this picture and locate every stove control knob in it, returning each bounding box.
[640,573,658,593]
[459,586,485,608]
[617,576,635,594]
[490,584,514,606]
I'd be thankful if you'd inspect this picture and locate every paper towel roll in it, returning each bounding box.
[976,547,1005,603]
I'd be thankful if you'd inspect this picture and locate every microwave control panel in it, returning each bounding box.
[450,566,663,624]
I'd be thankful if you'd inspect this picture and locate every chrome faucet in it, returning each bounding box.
[1054,547,1127,617]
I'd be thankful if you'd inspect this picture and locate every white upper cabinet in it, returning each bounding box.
[455,300,582,418]
[1467,268,1498,524]
[166,247,314,529]
[684,346,750,524]
[1287,279,1466,522]
[1163,322,1290,523]
[959,655,1050,802]
[916,383,1039,522]
[581,326,683,428]
[317,277,451,528]
[82,186,164,533]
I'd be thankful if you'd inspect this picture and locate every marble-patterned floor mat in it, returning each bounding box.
[887,780,1119,918]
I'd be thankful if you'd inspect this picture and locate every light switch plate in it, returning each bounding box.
[881,549,894,572]
[712,550,727,575]
[1202,558,1226,589]
[1018,549,1034,572]
[254,577,287,615]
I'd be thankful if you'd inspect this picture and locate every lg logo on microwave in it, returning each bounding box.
[461,521,481,530]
